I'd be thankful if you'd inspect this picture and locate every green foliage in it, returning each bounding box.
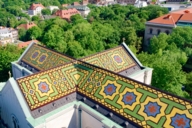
[18,28,27,41]
[70,14,87,25]
[2,2,190,99]
[42,24,67,53]
[149,33,169,53]
[0,44,24,82]
[67,41,86,58]
[41,8,51,15]
[137,51,188,98]
[168,27,192,49]
[32,15,40,22]
[26,26,42,40]
[185,72,192,97]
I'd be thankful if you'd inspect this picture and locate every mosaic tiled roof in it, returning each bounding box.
[19,43,75,71]
[80,45,140,73]
[17,60,192,128]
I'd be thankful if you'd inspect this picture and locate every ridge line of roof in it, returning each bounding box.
[18,42,35,62]
[77,60,192,103]
[79,45,122,60]
[36,44,76,60]
[17,57,192,103]
[121,42,143,67]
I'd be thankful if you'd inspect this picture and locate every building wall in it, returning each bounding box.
[35,7,43,15]
[79,10,90,17]
[28,7,43,16]
[0,80,30,128]
[81,111,103,128]
[144,24,174,48]
[11,30,18,41]
[43,108,76,128]
[28,10,35,15]
[11,62,33,79]
[128,68,153,85]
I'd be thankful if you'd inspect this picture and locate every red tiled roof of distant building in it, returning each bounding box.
[29,3,45,10]
[179,13,192,22]
[17,22,37,30]
[148,13,182,25]
[54,9,80,20]
[171,8,192,14]
[18,40,39,48]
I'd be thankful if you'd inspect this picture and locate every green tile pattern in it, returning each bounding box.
[17,61,192,128]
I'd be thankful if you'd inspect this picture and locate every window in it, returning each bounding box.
[149,28,153,34]
[165,30,169,35]
[157,29,161,35]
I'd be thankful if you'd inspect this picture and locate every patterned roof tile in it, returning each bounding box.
[19,43,75,71]
[16,60,192,128]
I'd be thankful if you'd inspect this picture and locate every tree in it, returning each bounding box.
[149,33,169,53]
[185,72,192,97]
[70,14,87,25]
[168,27,192,49]
[41,8,51,15]
[121,27,142,51]
[18,28,27,41]
[26,26,42,40]
[42,25,67,53]
[67,41,86,58]
[32,15,40,22]
[137,51,188,98]
[0,44,24,82]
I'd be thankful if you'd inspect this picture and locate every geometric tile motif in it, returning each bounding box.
[81,46,137,73]
[104,83,116,96]
[144,102,161,117]
[122,92,136,105]
[171,114,191,128]
[20,43,74,71]
[76,61,192,128]
[17,61,192,128]
[17,63,77,110]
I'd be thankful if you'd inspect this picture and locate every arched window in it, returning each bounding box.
[149,28,153,34]
[165,30,169,35]
[157,29,161,35]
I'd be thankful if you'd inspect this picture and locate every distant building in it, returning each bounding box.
[144,8,192,48]
[72,2,80,5]
[17,22,37,30]
[17,40,39,49]
[41,15,57,20]
[62,4,69,7]
[166,0,190,3]
[28,3,45,16]
[67,5,90,17]
[47,6,59,13]
[134,0,147,7]
[89,0,100,4]
[0,27,18,43]
[54,8,80,21]
[117,0,136,4]
[160,4,192,11]
[82,0,89,5]
[0,37,13,45]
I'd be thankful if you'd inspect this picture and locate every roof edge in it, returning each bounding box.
[9,78,32,118]
[121,42,143,67]
[18,42,35,62]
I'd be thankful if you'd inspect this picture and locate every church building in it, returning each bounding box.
[0,42,191,128]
